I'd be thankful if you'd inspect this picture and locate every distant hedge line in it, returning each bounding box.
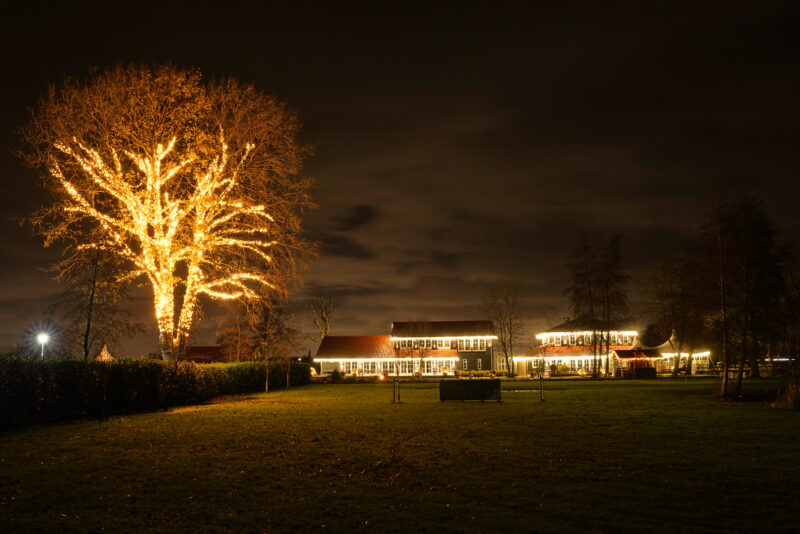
[0,357,310,429]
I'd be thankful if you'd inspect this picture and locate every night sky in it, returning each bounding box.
[1,3,798,355]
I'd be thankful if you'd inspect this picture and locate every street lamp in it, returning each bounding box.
[36,333,49,360]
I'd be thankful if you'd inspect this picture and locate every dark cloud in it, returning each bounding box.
[300,282,387,301]
[317,233,376,260]
[337,205,379,232]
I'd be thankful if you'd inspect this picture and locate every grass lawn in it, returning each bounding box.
[1,378,798,533]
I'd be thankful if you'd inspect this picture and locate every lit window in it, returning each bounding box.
[458,339,465,351]
[478,339,486,351]
[554,336,561,346]
[462,359,468,370]
[568,334,576,345]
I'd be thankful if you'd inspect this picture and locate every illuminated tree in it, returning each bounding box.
[22,65,313,360]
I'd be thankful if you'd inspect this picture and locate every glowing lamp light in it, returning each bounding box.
[36,332,50,360]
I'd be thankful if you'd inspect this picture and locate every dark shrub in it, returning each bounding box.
[0,355,310,429]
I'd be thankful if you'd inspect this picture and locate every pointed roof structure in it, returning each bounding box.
[94,343,115,361]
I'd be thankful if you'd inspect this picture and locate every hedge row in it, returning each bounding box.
[0,356,310,429]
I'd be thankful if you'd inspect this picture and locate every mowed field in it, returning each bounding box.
[1,379,798,533]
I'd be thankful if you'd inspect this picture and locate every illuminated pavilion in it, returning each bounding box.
[512,317,711,377]
[315,320,497,376]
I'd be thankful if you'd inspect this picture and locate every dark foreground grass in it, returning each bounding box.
[1,379,798,533]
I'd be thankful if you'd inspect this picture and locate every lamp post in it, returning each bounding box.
[36,333,49,361]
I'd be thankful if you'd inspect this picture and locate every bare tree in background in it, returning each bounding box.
[244,290,303,391]
[649,252,706,377]
[565,234,628,377]
[22,64,313,360]
[598,235,629,376]
[216,299,251,362]
[309,296,335,343]
[482,281,524,376]
[565,235,601,376]
[49,245,143,360]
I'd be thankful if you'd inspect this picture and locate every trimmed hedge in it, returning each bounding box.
[0,356,310,430]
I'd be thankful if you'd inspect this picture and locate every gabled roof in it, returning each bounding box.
[544,316,637,333]
[315,336,395,359]
[391,320,494,338]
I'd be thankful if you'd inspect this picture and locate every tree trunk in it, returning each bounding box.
[718,224,730,399]
[735,268,750,397]
[159,331,174,361]
[82,253,100,361]
[749,352,761,378]
[669,338,679,378]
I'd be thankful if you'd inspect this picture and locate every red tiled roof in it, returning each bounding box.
[315,336,395,359]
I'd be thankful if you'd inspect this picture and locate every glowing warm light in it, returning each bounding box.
[314,357,458,363]
[389,336,498,341]
[662,351,711,358]
[36,333,50,345]
[49,132,277,359]
[535,330,638,340]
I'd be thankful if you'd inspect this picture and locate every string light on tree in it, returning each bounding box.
[23,65,313,360]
